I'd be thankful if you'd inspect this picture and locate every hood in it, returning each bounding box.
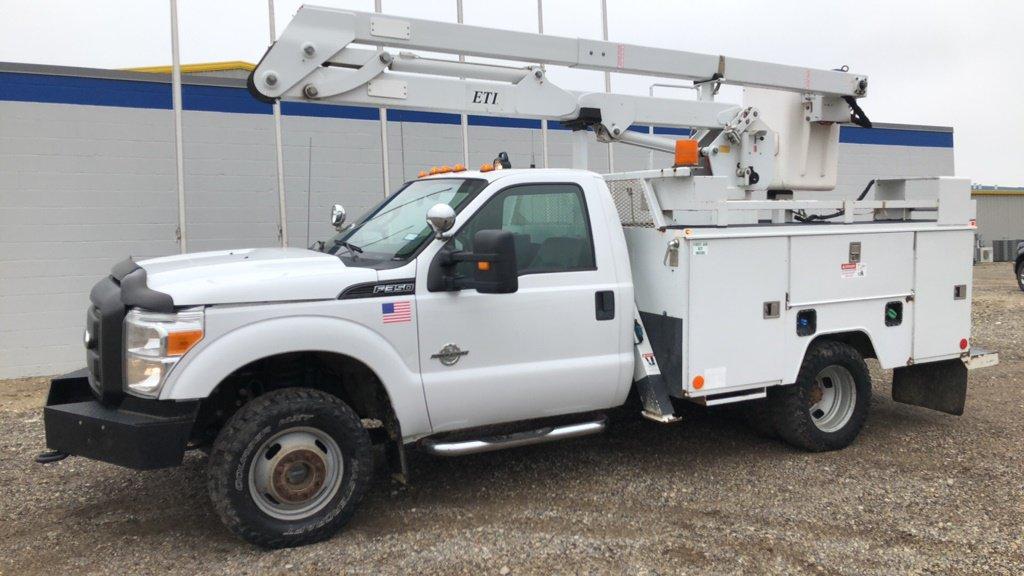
[137,248,377,306]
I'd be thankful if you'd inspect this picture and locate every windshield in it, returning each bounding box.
[325,178,487,265]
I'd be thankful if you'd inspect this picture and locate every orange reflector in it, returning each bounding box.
[418,170,428,178]
[479,163,494,173]
[692,375,705,390]
[453,163,466,172]
[674,139,699,166]
[477,261,491,271]
[167,330,203,356]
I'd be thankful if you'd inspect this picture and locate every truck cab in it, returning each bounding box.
[42,167,639,547]
[309,167,636,433]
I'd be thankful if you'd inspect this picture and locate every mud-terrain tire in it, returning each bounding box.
[768,341,871,452]
[208,388,372,548]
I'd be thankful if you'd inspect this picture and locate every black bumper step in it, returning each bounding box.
[43,373,199,470]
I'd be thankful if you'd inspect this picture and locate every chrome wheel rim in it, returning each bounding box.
[808,365,857,433]
[248,427,343,521]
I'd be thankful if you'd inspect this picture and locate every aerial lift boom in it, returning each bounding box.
[249,5,871,191]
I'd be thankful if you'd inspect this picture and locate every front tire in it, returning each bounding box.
[208,388,372,548]
[1016,260,1024,292]
[768,341,871,452]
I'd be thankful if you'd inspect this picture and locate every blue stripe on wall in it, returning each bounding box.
[0,71,172,109]
[0,71,953,148]
[468,115,542,129]
[839,126,953,148]
[388,109,461,125]
[280,101,379,120]
[184,83,271,115]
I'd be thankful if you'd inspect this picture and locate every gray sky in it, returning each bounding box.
[2,0,1022,185]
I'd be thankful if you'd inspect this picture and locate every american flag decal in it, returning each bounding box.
[381,301,412,324]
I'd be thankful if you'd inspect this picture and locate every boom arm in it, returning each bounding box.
[250,5,869,189]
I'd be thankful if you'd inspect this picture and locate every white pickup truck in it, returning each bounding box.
[37,5,997,548]
[40,164,995,547]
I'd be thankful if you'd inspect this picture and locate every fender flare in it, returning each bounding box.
[786,328,883,384]
[159,315,432,439]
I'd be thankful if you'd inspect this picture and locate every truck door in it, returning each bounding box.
[415,178,626,432]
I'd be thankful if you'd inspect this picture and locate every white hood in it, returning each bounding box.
[138,248,378,306]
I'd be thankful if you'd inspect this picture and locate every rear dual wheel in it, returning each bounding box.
[767,341,871,452]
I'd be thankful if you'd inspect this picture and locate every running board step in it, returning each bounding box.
[420,418,607,456]
[697,388,768,407]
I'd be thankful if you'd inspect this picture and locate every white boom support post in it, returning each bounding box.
[268,0,288,247]
[601,0,614,173]
[537,0,548,168]
[169,0,186,253]
[457,0,469,168]
[375,0,390,198]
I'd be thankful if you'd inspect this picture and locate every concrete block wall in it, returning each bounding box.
[974,194,1024,247]
[0,64,955,378]
[1,101,181,377]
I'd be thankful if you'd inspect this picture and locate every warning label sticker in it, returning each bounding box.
[692,241,709,255]
[841,262,866,278]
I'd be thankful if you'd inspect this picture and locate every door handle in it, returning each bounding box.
[595,290,615,321]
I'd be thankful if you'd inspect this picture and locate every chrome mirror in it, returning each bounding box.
[330,204,347,231]
[426,203,456,238]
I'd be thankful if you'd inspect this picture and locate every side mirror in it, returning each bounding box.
[330,204,347,231]
[309,239,325,252]
[426,229,518,294]
[470,230,518,294]
[426,203,456,238]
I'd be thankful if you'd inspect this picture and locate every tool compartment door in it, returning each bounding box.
[686,236,788,393]
[788,232,915,306]
[913,230,973,361]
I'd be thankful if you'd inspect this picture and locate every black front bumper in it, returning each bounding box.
[43,370,200,470]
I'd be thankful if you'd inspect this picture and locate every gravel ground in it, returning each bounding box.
[1,262,1021,575]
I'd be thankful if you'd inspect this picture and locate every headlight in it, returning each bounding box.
[124,307,204,397]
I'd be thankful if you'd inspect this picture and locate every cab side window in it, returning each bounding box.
[452,183,596,275]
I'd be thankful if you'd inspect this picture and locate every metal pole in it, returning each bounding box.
[376,0,390,197]
[457,0,469,167]
[538,0,549,168]
[269,0,288,247]
[647,85,654,169]
[170,0,187,253]
[601,0,614,173]
[571,131,588,170]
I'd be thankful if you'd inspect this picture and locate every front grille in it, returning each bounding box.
[86,275,128,404]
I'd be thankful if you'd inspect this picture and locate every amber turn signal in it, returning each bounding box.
[167,330,204,356]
